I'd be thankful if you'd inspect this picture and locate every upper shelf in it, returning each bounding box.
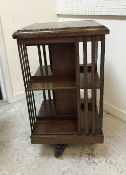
[28,78,76,90]
[26,65,100,90]
[12,20,109,39]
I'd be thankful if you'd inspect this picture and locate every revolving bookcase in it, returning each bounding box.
[13,20,109,157]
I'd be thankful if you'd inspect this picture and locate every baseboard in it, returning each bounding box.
[13,91,25,102]
[12,91,43,103]
[104,101,126,122]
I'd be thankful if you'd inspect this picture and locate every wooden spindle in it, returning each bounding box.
[48,45,55,102]
[91,36,97,135]
[48,45,53,72]
[37,45,46,100]
[95,41,98,63]
[83,40,88,135]
[99,35,105,133]
[37,45,43,75]
[43,45,51,101]
[75,42,81,133]
[47,90,51,100]
[43,45,48,74]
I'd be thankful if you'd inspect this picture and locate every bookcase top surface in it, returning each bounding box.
[13,20,109,39]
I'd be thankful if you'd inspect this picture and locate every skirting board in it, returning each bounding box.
[13,91,43,102]
[104,101,126,122]
[12,91,126,122]
[13,91,25,102]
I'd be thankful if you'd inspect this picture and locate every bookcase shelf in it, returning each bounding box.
[37,99,76,121]
[28,78,76,90]
[33,98,99,136]
[27,65,100,90]
[32,97,99,136]
[13,20,109,157]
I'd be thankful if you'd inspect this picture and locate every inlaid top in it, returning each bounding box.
[13,20,109,39]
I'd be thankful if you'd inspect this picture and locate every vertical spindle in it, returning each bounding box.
[48,45,53,72]
[37,45,46,101]
[83,40,88,135]
[95,41,98,63]
[75,41,81,133]
[48,45,55,102]
[37,45,43,75]
[91,36,97,135]
[99,35,105,133]
[43,45,51,101]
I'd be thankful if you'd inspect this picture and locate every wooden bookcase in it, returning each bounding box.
[13,20,109,157]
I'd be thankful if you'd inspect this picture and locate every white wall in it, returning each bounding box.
[0,17,12,101]
[58,16,126,121]
[0,0,57,101]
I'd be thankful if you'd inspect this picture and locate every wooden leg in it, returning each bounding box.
[54,144,66,158]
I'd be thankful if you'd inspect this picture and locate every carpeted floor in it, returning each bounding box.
[0,97,126,175]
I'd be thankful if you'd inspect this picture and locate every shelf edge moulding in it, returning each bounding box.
[56,0,126,16]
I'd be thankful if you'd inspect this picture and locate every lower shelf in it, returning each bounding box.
[31,99,102,144]
[32,115,100,137]
[37,99,76,120]
[32,120,77,135]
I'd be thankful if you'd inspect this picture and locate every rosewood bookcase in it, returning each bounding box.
[13,20,109,157]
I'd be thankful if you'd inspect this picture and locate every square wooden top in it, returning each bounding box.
[13,20,109,39]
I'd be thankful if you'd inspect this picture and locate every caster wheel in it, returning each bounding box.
[54,144,66,158]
